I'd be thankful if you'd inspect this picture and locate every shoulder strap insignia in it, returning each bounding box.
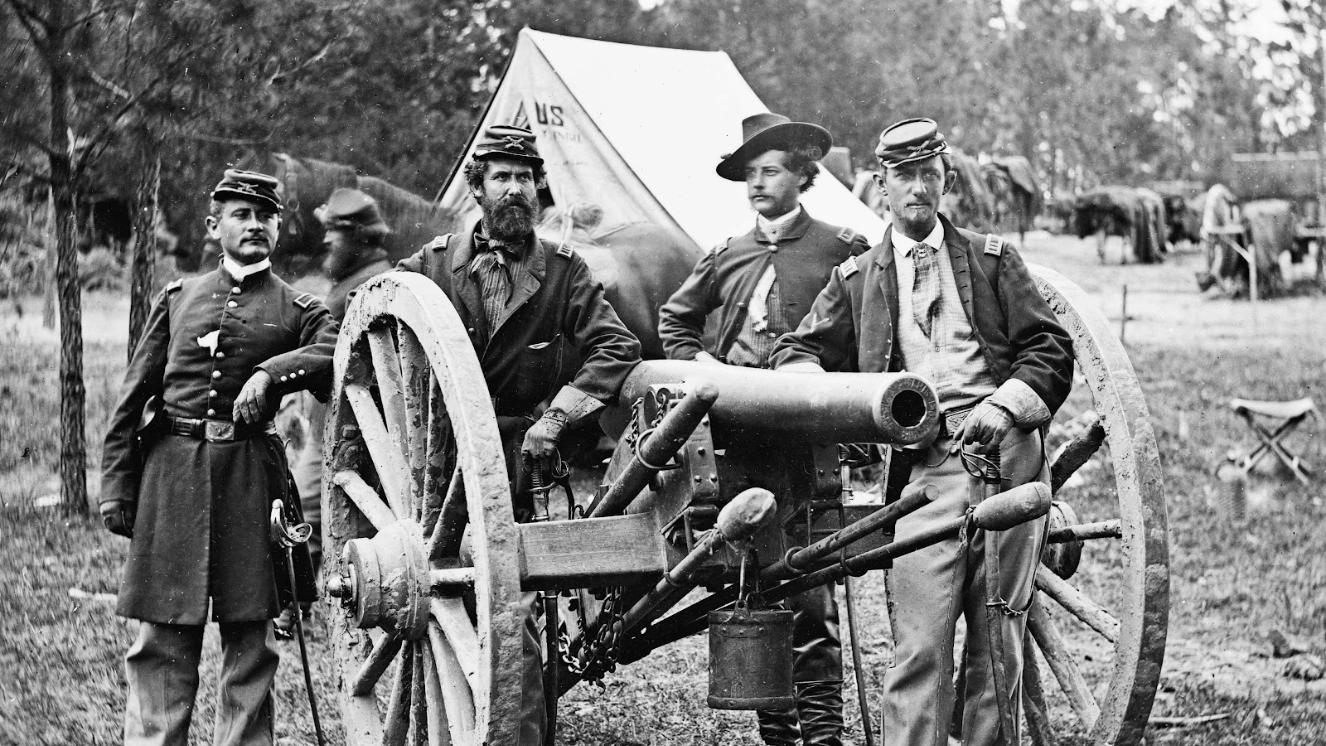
[556,243,574,258]
[836,227,857,244]
[424,234,451,252]
[838,255,860,279]
[710,238,731,256]
[164,279,184,294]
[984,234,1005,256]
[293,292,317,309]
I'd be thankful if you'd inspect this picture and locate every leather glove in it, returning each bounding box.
[694,351,725,365]
[950,399,1014,454]
[100,499,136,538]
[233,370,273,424]
[521,409,568,467]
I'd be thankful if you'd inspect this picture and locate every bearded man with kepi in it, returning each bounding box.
[771,118,1074,745]
[396,124,642,745]
[100,169,339,746]
[658,112,870,746]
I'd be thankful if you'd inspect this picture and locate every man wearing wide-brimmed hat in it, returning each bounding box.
[398,124,641,745]
[772,119,1074,745]
[100,169,339,745]
[659,112,871,746]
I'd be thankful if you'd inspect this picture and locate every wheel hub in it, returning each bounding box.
[328,521,431,639]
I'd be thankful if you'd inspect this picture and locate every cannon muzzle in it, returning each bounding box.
[615,360,938,446]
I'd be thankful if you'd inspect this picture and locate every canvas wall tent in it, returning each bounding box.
[437,30,887,251]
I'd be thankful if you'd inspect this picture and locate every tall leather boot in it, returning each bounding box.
[756,705,802,746]
[796,680,844,746]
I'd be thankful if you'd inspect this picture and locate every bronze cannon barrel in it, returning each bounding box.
[614,360,939,446]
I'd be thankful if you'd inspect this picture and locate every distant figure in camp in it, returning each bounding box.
[281,187,395,638]
[659,112,870,746]
[1197,183,1243,292]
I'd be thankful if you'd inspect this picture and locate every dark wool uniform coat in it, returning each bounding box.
[101,264,339,624]
[396,223,641,417]
[770,214,1073,414]
[326,256,392,321]
[658,209,870,361]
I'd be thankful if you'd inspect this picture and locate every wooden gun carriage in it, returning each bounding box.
[320,267,1169,745]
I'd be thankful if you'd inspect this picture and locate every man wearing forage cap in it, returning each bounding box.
[659,111,871,746]
[282,187,395,608]
[397,124,641,745]
[772,118,1073,745]
[100,169,338,745]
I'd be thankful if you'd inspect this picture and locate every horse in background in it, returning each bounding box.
[537,202,704,360]
[266,153,457,276]
[982,155,1042,246]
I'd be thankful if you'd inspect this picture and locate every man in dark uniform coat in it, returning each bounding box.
[771,119,1074,746]
[658,112,870,746]
[100,170,339,746]
[285,187,394,592]
[396,125,641,746]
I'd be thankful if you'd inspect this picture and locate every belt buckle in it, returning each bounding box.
[205,420,235,442]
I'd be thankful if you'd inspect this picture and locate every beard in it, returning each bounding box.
[482,194,536,243]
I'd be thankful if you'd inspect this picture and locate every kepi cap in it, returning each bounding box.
[473,125,543,165]
[210,169,282,212]
[874,118,949,168]
[315,188,391,237]
[716,112,832,182]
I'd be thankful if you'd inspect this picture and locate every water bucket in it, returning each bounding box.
[707,605,794,710]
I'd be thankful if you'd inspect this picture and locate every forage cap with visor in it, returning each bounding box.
[716,112,832,181]
[210,169,283,212]
[473,124,543,165]
[874,117,949,169]
[314,187,391,237]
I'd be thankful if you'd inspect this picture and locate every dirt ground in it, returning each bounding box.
[2,230,1325,744]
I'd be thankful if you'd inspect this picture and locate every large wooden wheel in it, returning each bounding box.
[1021,265,1170,745]
[323,272,524,745]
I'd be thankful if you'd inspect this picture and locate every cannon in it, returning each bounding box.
[319,265,1168,746]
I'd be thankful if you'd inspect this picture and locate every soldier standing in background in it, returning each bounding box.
[278,187,394,637]
[100,170,339,746]
[658,112,870,746]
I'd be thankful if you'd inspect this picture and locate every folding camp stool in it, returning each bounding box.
[1227,397,1318,484]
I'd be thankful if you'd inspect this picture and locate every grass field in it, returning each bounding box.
[1,233,1324,745]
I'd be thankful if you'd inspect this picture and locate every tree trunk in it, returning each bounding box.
[47,2,89,517]
[128,151,161,360]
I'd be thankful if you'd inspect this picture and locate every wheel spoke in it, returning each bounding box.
[332,469,397,532]
[368,326,412,462]
[1027,596,1101,730]
[430,597,483,692]
[1047,519,1122,544]
[1020,631,1054,746]
[1035,566,1121,644]
[428,620,477,744]
[409,644,430,746]
[397,321,432,516]
[1050,411,1107,493]
[421,376,452,534]
[350,633,404,696]
[345,382,412,518]
[383,642,413,746]
[429,567,476,592]
[421,630,454,746]
[428,466,466,562]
